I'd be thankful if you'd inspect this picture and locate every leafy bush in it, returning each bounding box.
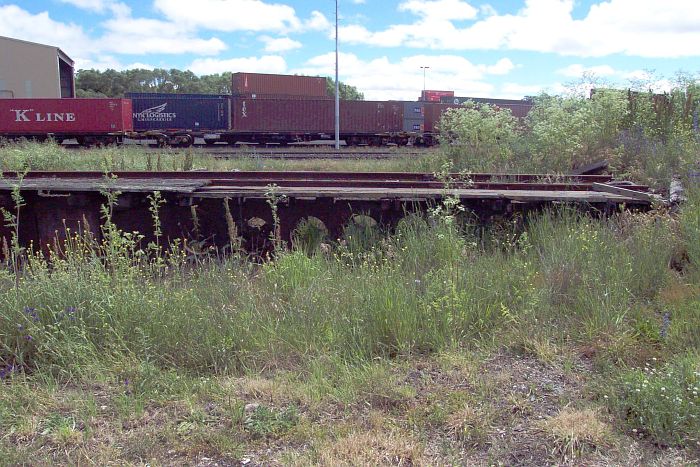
[438,102,519,172]
[611,354,700,447]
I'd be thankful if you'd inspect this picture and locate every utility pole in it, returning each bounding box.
[420,66,430,99]
[335,0,340,149]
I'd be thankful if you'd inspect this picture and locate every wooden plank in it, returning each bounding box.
[0,178,207,193]
[591,183,657,202]
[191,187,647,204]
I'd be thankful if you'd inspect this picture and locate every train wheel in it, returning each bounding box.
[178,135,194,148]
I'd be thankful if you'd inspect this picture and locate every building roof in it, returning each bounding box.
[0,35,74,66]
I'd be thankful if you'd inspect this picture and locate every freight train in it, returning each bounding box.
[0,72,534,147]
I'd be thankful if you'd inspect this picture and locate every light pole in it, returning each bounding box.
[420,66,430,97]
[334,0,340,150]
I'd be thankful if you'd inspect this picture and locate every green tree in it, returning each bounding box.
[75,69,232,96]
[325,77,364,100]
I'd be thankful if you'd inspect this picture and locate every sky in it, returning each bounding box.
[1,0,699,100]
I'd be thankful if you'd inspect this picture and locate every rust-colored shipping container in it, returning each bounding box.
[232,98,333,133]
[423,103,460,133]
[232,73,328,98]
[341,101,403,133]
[441,96,534,118]
[231,98,404,134]
[233,93,332,101]
[421,90,454,102]
[0,98,132,135]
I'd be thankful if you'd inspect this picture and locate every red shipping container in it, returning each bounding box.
[232,73,328,98]
[232,98,333,133]
[341,101,403,133]
[231,98,404,134]
[0,98,132,135]
[233,93,332,101]
[421,90,454,102]
[423,103,460,133]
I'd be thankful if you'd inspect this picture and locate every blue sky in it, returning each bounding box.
[1,0,699,99]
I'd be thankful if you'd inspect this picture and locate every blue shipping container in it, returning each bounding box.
[126,93,231,131]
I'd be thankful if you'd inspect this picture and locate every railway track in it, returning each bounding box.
[62,143,431,159]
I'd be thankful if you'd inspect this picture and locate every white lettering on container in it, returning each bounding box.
[10,109,76,123]
[134,103,177,123]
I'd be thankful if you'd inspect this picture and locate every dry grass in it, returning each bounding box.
[314,429,424,466]
[539,407,615,461]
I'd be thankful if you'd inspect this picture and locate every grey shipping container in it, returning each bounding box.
[403,118,424,132]
[403,101,425,117]
[126,93,230,131]
[232,73,328,98]
[231,98,404,133]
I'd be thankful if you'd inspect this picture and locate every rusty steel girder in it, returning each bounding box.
[0,171,653,254]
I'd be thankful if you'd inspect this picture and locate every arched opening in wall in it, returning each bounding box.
[292,216,328,255]
[342,214,380,253]
[245,216,269,252]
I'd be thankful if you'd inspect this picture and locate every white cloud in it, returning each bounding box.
[557,64,617,78]
[293,52,516,100]
[0,4,229,73]
[57,0,110,12]
[338,0,700,58]
[483,58,515,75]
[57,0,130,16]
[399,0,478,21]
[188,55,287,75]
[352,0,366,4]
[259,36,303,53]
[479,4,498,17]
[499,82,547,99]
[73,56,156,71]
[0,5,93,56]
[306,11,331,31]
[99,16,227,55]
[153,0,302,33]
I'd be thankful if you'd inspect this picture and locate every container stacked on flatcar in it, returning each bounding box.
[0,98,132,144]
[228,98,406,145]
[403,101,425,132]
[231,72,330,100]
[126,92,230,146]
[127,93,230,131]
[226,73,412,145]
[420,90,454,102]
[440,96,534,118]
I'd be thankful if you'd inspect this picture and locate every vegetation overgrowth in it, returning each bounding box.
[439,74,700,190]
[0,77,699,464]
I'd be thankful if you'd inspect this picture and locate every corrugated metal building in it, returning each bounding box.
[0,36,75,98]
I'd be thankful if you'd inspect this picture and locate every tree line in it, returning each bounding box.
[75,69,364,100]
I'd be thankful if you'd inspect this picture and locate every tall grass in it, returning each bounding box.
[1,199,696,379]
